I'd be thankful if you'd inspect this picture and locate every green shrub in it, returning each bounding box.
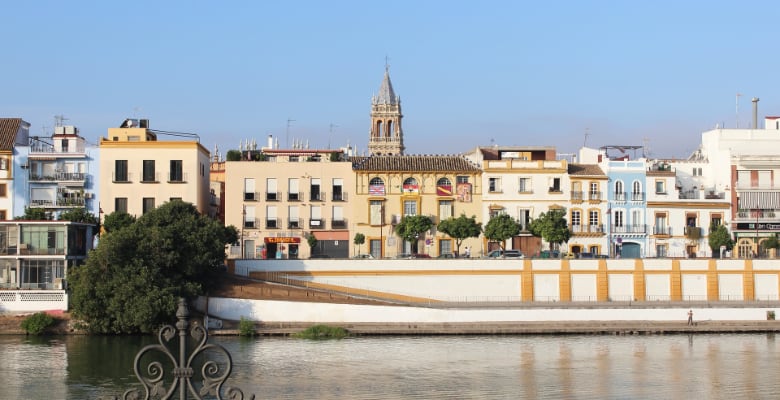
[238,316,255,337]
[21,312,56,335]
[768,311,776,320]
[293,324,349,340]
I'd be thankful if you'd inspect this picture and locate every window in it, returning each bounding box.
[310,178,322,200]
[244,178,256,200]
[266,206,277,228]
[0,210,6,220]
[518,177,531,193]
[0,158,7,170]
[288,178,300,201]
[0,184,6,197]
[488,177,501,193]
[403,200,418,216]
[517,208,531,231]
[589,210,599,227]
[655,213,668,235]
[266,178,278,201]
[115,198,128,213]
[571,181,583,200]
[370,200,383,226]
[614,181,624,201]
[332,178,344,201]
[114,160,128,182]
[632,181,643,201]
[656,244,667,257]
[288,206,299,228]
[439,200,453,221]
[589,245,599,254]
[589,182,600,200]
[437,177,452,186]
[550,178,561,192]
[655,180,665,194]
[571,210,581,226]
[632,209,642,227]
[244,206,255,228]
[693,167,702,176]
[142,160,156,182]
[686,213,697,227]
[310,205,322,227]
[369,177,385,196]
[142,197,155,214]
[402,177,418,193]
[711,213,722,227]
[332,206,345,228]
[169,160,183,182]
[614,210,624,227]
[456,176,469,184]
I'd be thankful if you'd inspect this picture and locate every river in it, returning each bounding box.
[0,333,778,399]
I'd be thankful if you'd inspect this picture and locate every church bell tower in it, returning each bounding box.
[368,66,404,156]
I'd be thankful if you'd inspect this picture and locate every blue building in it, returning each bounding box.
[602,151,648,258]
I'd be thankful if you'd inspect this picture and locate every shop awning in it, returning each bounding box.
[739,192,780,210]
[313,231,349,241]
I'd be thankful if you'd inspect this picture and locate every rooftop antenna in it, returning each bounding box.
[736,92,742,128]
[54,114,68,127]
[286,118,295,149]
[329,123,339,149]
[583,128,590,147]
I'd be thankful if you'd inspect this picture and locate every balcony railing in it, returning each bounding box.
[140,172,160,183]
[331,219,348,229]
[611,224,647,234]
[614,192,626,202]
[631,192,645,202]
[569,224,604,234]
[288,219,301,229]
[571,191,583,201]
[685,226,702,239]
[31,197,86,208]
[266,218,279,229]
[112,172,133,183]
[653,226,672,235]
[243,219,257,229]
[588,191,603,201]
[310,192,325,202]
[332,192,348,201]
[266,192,281,201]
[168,172,188,183]
[736,210,777,219]
[288,192,304,201]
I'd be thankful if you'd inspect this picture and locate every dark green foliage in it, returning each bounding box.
[761,236,779,251]
[293,324,349,339]
[353,233,365,255]
[307,234,318,248]
[483,213,521,251]
[437,214,482,255]
[102,212,136,234]
[15,207,50,221]
[21,312,55,335]
[238,317,255,337]
[394,215,434,253]
[528,209,571,249]
[709,224,734,256]
[68,200,236,334]
[58,208,99,225]
[226,150,242,161]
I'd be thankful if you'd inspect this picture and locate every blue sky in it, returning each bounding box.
[3,1,779,159]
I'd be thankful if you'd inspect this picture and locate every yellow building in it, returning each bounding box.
[99,118,211,217]
[351,155,482,258]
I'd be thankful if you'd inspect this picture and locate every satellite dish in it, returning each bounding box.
[126,119,134,127]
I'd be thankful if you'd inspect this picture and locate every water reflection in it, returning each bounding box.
[1,334,780,399]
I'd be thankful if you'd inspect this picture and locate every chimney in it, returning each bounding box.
[267,134,273,149]
[752,97,760,129]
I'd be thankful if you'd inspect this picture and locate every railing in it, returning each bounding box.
[310,191,325,201]
[653,226,672,235]
[736,210,777,219]
[31,197,86,207]
[288,219,300,229]
[611,224,647,234]
[570,224,604,233]
[685,226,701,239]
[102,299,255,400]
[288,192,304,201]
[571,191,583,201]
[631,192,645,201]
[266,218,279,229]
[243,219,258,229]
[614,192,626,202]
[244,191,259,201]
[112,172,133,183]
[332,192,348,201]
[140,172,160,183]
[588,191,602,201]
[168,172,188,183]
[266,192,281,201]
[332,219,348,229]
[27,172,88,182]
[679,190,699,200]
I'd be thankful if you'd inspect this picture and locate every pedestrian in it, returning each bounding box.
[687,309,693,326]
[464,246,471,258]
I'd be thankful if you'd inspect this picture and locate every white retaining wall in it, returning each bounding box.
[0,291,68,313]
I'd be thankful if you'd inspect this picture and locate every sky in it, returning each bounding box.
[3,1,780,160]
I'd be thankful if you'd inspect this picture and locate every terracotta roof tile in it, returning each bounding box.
[568,163,606,176]
[351,155,481,172]
[0,118,22,151]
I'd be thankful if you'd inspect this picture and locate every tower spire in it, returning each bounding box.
[368,64,404,156]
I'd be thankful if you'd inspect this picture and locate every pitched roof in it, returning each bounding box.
[351,155,481,172]
[0,118,22,151]
[374,69,398,105]
[568,163,606,176]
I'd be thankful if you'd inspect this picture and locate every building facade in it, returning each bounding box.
[0,118,31,220]
[368,67,405,156]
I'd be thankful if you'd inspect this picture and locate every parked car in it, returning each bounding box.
[352,254,374,259]
[577,252,595,259]
[538,250,560,259]
[485,249,524,258]
[411,253,432,259]
[395,253,413,259]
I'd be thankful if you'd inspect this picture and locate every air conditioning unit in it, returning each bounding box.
[391,214,401,224]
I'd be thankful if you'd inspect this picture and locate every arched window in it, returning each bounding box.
[632,180,643,201]
[369,177,385,196]
[614,180,624,201]
[403,177,419,194]
[437,177,452,186]
[404,177,418,186]
[370,177,384,186]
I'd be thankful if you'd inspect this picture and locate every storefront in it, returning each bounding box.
[263,237,301,259]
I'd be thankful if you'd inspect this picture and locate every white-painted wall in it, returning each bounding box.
[0,291,68,313]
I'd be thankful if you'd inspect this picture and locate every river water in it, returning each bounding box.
[1,333,778,399]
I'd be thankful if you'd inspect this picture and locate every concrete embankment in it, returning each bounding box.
[211,320,780,336]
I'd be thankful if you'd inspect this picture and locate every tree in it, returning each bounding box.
[528,209,571,251]
[483,213,520,252]
[437,214,482,256]
[353,233,366,256]
[15,207,50,221]
[394,215,434,254]
[762,235,779,259]
[307,233,318,251]
[58,208,99,225]
[226,150,242,161]
[708,224,734,258]
[68,200,238,334]
[102,211,137,234]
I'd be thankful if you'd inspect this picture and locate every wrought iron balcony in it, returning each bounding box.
[266,192,281,201]
[331,219,348,229]
[569,224,604,234]
[614,191,626,202]
[611,224,647,234]
[310,191,325,201]
[653,226,672,235]
[332,192,348,201]
[288,192,304,201]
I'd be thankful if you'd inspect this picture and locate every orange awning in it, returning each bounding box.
[312,231,350,241]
